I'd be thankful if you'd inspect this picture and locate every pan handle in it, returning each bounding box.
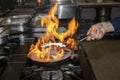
[79,34,89,42]
[76,34,90,48]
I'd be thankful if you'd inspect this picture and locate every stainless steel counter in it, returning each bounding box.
[83,38,120,80]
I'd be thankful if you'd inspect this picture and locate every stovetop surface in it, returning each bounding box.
[0,39,95,80]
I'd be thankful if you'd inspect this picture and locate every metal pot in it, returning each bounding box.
[29,14,46,33]
[56,5,77,19]
[51,0,77,19]
[1,15,31,33]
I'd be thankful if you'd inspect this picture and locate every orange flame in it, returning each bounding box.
[37,0,41,4]
[27,3,79,62]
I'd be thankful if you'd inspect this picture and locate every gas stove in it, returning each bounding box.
[20,43,83,80]
[0,37,96,80]
[18,31,84,80]
[20,63,82,80]
[0,38,20,57]
[0,38,20,76]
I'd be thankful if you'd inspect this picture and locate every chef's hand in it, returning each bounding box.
[87,22,114,41]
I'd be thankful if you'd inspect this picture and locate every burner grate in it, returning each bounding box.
[20,58,83,80]
[42,70,63,80]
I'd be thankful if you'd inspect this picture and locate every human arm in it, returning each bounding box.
[87,17,120,41]
[87,21,114,41]
[109,17,120,35]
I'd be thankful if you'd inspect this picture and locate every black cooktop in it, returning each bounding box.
[0,37,96,80]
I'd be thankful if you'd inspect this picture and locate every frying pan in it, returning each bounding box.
[30,48,72,67]
[28,35,88,68]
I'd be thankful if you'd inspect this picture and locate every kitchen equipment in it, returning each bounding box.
[1,14,31,34]
[51,0,77,19]
[0,26,9,46]
[20,41,83,80]
[80,36,88,42]
[0,18,4,23]
[29,14,46,33]
[30,14,45,27]
[0,37,20,77]
[0,34,9,46]
[56,5,77,19]
[79,34,89,42]
[52,0,75,4]
[30,47,72,67]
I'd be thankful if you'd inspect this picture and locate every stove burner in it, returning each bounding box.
[20,63,82,80]
[20,38,83,80]
[0,38,20,77]
[41,70,63,80]
[20,49,83,80]
[0,38,20,57]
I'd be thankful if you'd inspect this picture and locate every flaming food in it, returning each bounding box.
[27,3,79,62]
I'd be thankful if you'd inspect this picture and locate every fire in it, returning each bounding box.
[37,0,41,4]
[27,3,79,62]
